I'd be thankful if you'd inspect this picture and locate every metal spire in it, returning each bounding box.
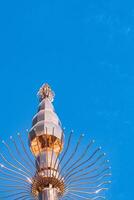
[0,83,111,200]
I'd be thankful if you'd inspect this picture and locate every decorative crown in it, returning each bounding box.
[37,83,55,102]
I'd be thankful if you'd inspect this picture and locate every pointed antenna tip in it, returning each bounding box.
[38,83,55,102]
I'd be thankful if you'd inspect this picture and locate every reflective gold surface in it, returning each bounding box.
[30,134,63,156]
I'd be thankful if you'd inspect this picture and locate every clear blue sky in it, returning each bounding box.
[0,0,133,199]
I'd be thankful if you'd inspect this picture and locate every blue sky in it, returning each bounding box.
[0,0,133,199]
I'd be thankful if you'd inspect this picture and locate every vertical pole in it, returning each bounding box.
[39,187,58,200]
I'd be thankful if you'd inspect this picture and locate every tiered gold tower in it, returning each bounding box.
[28,84,64,200]
[0,83,111,200]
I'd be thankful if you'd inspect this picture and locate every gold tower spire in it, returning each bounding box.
[29,83,64,199]
[0,83,111,200]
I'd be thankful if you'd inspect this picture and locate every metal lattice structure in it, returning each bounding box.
[0,84,111,200]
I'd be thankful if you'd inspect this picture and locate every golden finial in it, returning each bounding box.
[37,83,55,102]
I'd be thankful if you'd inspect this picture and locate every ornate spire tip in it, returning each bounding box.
[38,83,55,102]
